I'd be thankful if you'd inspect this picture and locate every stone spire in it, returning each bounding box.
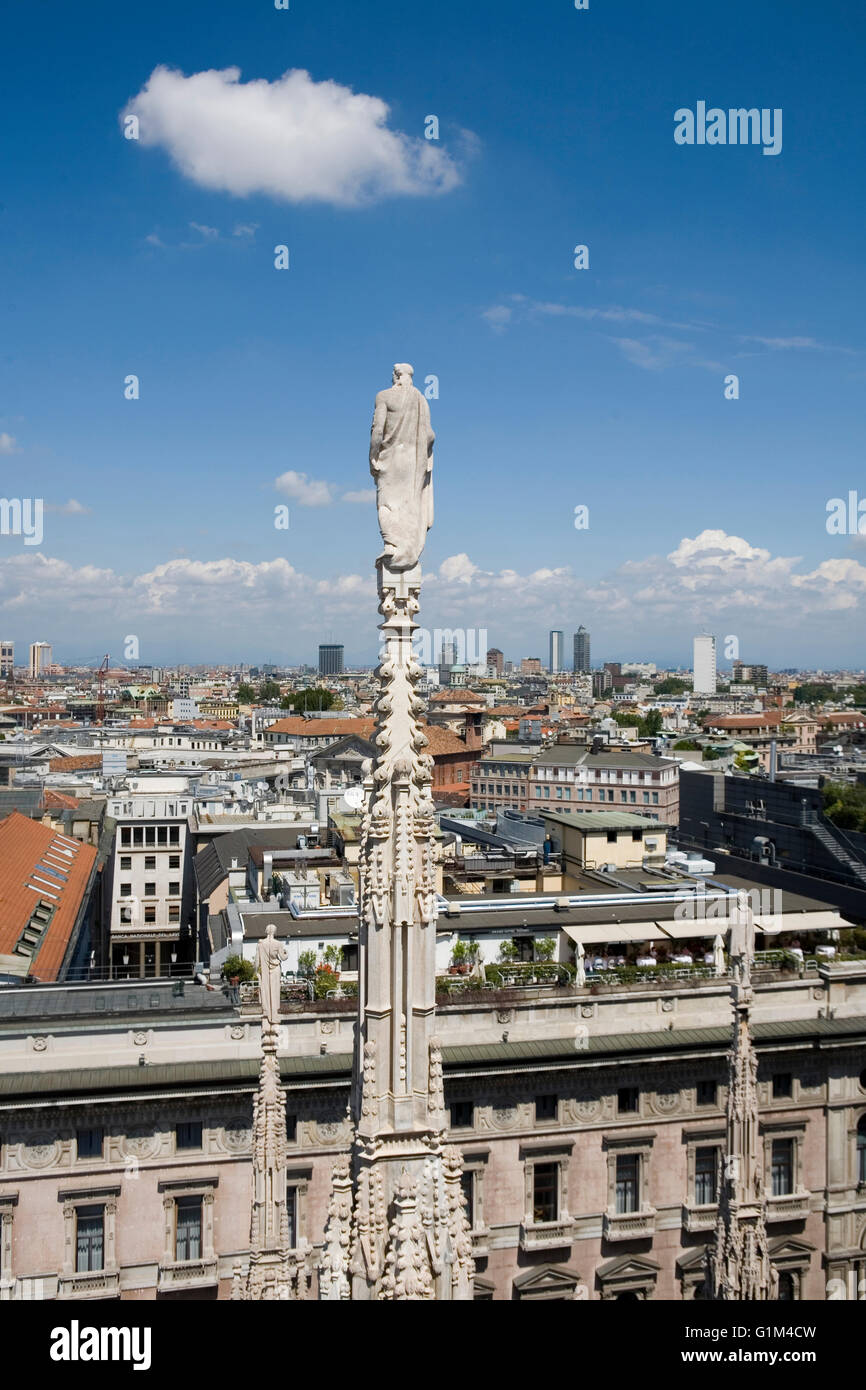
[705,894,777,1300]
[233,942,312,1300]
[319,365,473,1301]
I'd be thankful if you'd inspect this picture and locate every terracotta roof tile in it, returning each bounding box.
[0,812,97,980]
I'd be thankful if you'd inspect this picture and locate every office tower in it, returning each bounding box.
[549,630,564,674]
[573,626,591,674]
[0,640,13,678]
[318,644,344,677]
[439,639,457,669]
[486,647,504,675]
[693,634,717,695]
[29,641,52,678]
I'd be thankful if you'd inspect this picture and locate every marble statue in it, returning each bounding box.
[256,922,287,1028]
[369,363,434,571]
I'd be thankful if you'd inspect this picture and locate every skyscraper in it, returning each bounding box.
[318,644,344,676]
[29,641,52,678]
[573,626,591,674]
[693,634,717,695]
[0,640,13,678]
[549,630,564,673]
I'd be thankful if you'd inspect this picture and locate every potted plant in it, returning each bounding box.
[450,940,470,974]
[535,937,556,964]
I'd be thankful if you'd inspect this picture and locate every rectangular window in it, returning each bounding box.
[176,1121,203,1151]
[450,1101,474,1130]
[286,1111,297,1143]
[461,1169,475,1227]
[144,855,156,871]
[144,882,156,897]
[158,826,168,846]
[169,881,180,896]
[175,1196,202,1261]
[132,827,143,847]
[772,1073,792,1099]
[532,1162,558,1223]
[607,830,618,843]
[615,1153,639,1214]
[631,829,642,841]
[75,1206,104,1273]
[771,1139,794,1196]
[652,792,659,805]
[119,883,132,897]
[342,944,359,972]
[169,855,180,870]
[617,1086,639,1114]
[168,905,180,923]
[535,1094,558,1123]
[120,856,132,871]
[286,1185,298,1249]
[643,791,650,804]
[121,827,131,847]
[145,827,155,847]
[695,1147,719,1206]
[144,905,157,923]
[169,827,180,845]
[696,1079,717,1107]
[77,1126,104,1160]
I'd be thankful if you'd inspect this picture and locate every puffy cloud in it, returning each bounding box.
[1,529,864,658]
[123,66,461,207]
[274,470,336,506]
[0,433,20,454]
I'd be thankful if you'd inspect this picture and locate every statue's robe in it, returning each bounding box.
[370,384,434,570]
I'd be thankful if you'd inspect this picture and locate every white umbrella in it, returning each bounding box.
[713,933,726,977]
[575,941,586,987]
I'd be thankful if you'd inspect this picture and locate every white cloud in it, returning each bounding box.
[274,470,336,506]
[232,223,258,239]
[0,433,20,454]
[188,221,219,240]
[123,66,462,207]
[45,499,91,515]
[342,489,376,504]
[2,529,865,658]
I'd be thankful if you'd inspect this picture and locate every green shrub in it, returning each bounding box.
[222,955,256,983]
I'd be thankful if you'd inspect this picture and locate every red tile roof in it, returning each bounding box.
[266,717,376,738]
[0,812,97,980]
[48,754,102,772]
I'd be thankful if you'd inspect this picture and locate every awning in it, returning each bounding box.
[562,922,668,946]
[656,919,730,940]
[755,910,841,933]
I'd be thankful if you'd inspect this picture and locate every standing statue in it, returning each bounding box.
[369,363,434,571]
[256,922,288,1029]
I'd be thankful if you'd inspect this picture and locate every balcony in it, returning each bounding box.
[603,1208,657,1242]
[157,1257,219,1291]
[766,1192,810,1223]
[519,1217,576,1252]
[57,1269,120,1299]
[470,1227,491,1259]
[682,1202,718,1234]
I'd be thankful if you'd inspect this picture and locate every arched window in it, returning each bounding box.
[858,1115,866,1185]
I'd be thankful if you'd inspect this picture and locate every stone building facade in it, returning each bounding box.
[1,968,865,1300]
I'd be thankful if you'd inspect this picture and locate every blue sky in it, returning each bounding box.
[1,0,865,668]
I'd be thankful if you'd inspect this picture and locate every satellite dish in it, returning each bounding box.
[342,785,365,811]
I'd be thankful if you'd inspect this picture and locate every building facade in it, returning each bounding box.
[317,645,344,677]
[1,961,864,1301]
[574,627,591,675]
[549,631,564,674]
[29,643,52,679]
[693,635,717,696]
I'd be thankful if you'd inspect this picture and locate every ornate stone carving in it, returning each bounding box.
[320,370,472,1301]
[21,1137,59,1169]
[705,896,777,1300]
[31,1036,48,1052]
[123,1130,159,1161]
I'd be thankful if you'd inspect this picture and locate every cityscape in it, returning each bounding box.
[1,0,864,1359]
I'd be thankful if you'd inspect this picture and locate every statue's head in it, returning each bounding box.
[265,921,276,939]
[392,362,414,387]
